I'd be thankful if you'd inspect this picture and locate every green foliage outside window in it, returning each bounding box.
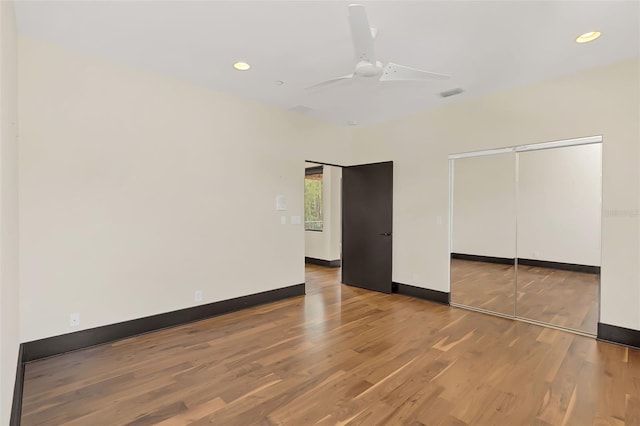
[305,173,323,231]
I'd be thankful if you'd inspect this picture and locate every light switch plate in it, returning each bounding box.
[281,216,287,225]
[291,216,302,225]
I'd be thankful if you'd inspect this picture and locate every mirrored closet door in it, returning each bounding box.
[516,143,601,334]
[449,138,602,335]
[450,152,516,316]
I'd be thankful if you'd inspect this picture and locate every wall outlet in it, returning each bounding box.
[195,290,203,302]
[70,313,80,327]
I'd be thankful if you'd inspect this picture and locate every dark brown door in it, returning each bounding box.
[342,161,393,293]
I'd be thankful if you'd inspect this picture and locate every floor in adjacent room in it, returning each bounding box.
[21,264,637,425]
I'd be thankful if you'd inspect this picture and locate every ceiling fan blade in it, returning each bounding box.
[348,4,376,63]
[380,62,450,82]
[306,74,355,90]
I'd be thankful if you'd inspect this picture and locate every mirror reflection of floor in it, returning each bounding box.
[450,259,516,316]
[516,265,599,334]
[451,259,599,335]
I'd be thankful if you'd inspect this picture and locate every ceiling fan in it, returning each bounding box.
[308,4,450,90]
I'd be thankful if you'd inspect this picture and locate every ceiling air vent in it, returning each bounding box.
[440,88,464,98]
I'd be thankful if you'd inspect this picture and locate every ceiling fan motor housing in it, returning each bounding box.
[355,60,383,78]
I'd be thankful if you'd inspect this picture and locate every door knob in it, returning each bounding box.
[379,232,392,236]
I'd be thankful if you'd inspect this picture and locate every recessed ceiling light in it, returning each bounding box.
[233,61,251,71]
[576,31,601,43]
[347,121,358,126]
[275,80,284,85]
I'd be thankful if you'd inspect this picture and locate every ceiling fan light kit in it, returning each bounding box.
[307,4,451,90]
[355,60,383,78]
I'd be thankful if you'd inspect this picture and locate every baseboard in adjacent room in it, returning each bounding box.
[393,282,450,305]
[305,257,341,268]
[21,283,305,363]
[597,323,640,349]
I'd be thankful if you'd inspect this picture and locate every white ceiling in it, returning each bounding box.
[14,1,640,127]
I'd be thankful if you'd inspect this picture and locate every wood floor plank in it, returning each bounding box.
[20,264,640,425]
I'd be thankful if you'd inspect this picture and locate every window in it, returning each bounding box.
[305,166,323,231]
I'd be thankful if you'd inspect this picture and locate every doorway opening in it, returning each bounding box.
[304,161,343,296]
[303,160,394,296]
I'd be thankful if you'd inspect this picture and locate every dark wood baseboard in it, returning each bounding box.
[451,253,515,265]
[393,282,450,305]
[451,253,600,274]
[22,283,305,363]
[518,258,600,274]
[305,257,341,268]
[597,323,640,349]
[10,344,24,426]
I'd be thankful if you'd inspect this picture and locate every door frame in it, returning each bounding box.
[304,160,394,292]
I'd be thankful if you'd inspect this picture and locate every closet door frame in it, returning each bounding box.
[448,135,602,335]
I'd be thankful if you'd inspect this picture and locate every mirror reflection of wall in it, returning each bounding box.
[449,139,602,335]
[516,144,601,334]
[450,153,516,316]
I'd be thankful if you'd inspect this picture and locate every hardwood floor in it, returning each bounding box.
[22,264,637,425]
[451,259,599,334]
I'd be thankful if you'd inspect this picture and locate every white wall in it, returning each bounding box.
[0,1,19,423]
[18,38,351,342]
[452,153,516,259]
[351,58,640,331]
[518,143,602,266]
[304,164,341,261]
